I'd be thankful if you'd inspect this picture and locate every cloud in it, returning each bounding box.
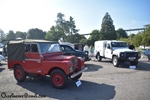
[131,20,139,24]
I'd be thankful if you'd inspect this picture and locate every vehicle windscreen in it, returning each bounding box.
[111,42,128,48]
[39,43,61,54]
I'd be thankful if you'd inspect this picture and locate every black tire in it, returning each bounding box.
[97,54,102,61]
[72,73,82,80]
[130,61,138,65]
[112,56,119,67]
[50,69,68,89]
[14,66,26,82]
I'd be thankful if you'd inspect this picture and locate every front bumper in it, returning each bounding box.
[118,56,138,62]
[70,67,88,78]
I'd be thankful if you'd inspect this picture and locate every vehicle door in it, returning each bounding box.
[105,43,112,59]
[25,43,42,74]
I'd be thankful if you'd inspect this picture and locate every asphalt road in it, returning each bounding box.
[0,58,150,100]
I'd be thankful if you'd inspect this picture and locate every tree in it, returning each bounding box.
[6,30,16,40]
[133,32,142,47]
[16,31,27,39]
[80,38,88,45]
[100,12,116,40]
[66,33,81,43]
[89,29,100,45]
[142,26,150,46]
[27,28,46,39]
[129,33,135,43]
[45,25,65,41]
[68,16,79,35]
[116,28,128,39]
[0,29,6,41]
[56,13,65,29]
[119,38,131,45]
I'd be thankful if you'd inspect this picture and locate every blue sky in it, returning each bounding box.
[0,0,150,35]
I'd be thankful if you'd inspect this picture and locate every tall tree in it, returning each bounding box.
[27,28,46,39]
[6,30,16,40]
[68,16,79,35]
[56,13,65,29]
[100,12,116,40]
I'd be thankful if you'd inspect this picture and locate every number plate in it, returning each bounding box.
[75,80,82,87]
[129,57,136,61]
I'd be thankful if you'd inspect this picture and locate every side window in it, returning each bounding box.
[65,46,72,51]
[50,44,60,52]
[61,46,65,51]
[25,44,30,52]
[31,44,38,52]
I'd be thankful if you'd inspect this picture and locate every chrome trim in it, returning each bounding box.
[70,67,88,78]
[25,59,41,63]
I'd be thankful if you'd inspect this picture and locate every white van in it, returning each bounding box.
[94,40,140,67]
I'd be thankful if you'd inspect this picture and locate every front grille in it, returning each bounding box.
[71,57,78,68]
[125,52,138,57]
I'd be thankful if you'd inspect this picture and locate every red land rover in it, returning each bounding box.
[7,39,87,89]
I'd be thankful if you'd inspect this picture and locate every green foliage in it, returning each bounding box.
[116,28,128,39]
[16,31,27,39]
[133,32,142,47]
[6,30,16,40]
[46,13,79,43]
[66,33,81,43]
[80,38,88,45]
[100,12,116,40]
[27,28,46,39]
[141,26,150,46]
[0,29,6,40]
[119,38,131,45]
[45,25,65,41]
[89,29,100,45]
[56,13,65,29]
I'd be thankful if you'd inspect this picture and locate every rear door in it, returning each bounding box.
[25,43,42,74]
[105,43,112,59]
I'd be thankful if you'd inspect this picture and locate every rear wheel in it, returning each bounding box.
[50,69,67,89]
[112,56,119,67]
[97,54,102,61]
[14,66,26,82]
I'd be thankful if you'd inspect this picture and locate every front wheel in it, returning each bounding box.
[112,56,119,67]
[50,69,68,89]
[14,65,26,82]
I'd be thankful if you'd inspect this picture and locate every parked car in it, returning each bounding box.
[60,44,90,61]
[141,50,150,61]
[7,39,87,89]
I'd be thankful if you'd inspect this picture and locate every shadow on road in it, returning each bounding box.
[17,77,116,100]
[0,68,5,73]
[85,63,103,72]
[119,60,150,71]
